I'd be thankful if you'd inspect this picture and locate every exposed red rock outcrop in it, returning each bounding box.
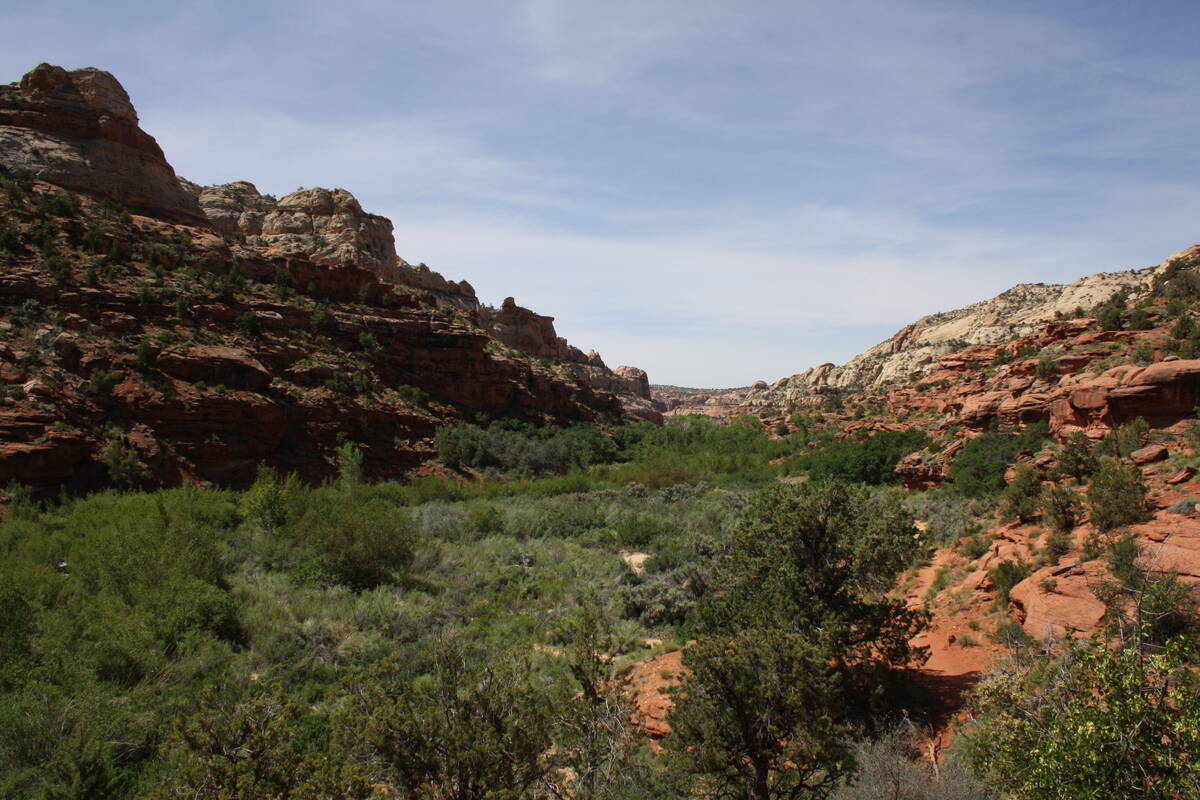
[182,179,656,416]
[0,62,662,491]
[480,296,597,364]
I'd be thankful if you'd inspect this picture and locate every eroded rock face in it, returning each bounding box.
[0,62,658,449]
[480,297,582,363]
[187,181,481,307]
[0,63,206,224]
[741,265,1161,413]
[262,187,398,274]
[188,180,274,236]
[650,385,753,418]
[614,366,651,400]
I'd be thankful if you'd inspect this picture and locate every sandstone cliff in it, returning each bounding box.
[180,180,655,415]
[741,264,1161,413]
[0,64,207,225]
[0,63,659,492]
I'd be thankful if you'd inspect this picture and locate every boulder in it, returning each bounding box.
[1130,443,1169,465]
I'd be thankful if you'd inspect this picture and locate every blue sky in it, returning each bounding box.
[5,1,1200,387]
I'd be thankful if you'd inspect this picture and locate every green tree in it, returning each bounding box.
[1057,431,1097,481]
[163,684,373,800]
[1039,483,1079,534]
[998,465,1041,523]
[1087,459,1147,531]
[346,641,563,800]
[966,638,1200,800]
[671,483,928,799]
[949,422,1049,497]
[695,482,927,667]
[668,631,850,800]
[556,606,644,800]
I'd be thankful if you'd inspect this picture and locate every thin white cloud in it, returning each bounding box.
[6,1,1200,386]
[385,203,1167,386]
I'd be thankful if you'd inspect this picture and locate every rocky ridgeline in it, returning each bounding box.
[0,63,657,492]
[179,180,656,415]
[740,264,1163,413]
[0,63,207,225]
[649,384,753,417]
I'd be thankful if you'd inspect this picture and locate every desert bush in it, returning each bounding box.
[998,465,1041,523]
[1168,497,1199,515]
[1086,459,1147,531]
[1057,431,1097,480]
[949,422,1049,497]
[903,487,979,546]
[784,428,930,485]
[1039,483,1079,534]
[833,727,995,800]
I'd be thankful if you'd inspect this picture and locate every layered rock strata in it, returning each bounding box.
[0,63,207,225]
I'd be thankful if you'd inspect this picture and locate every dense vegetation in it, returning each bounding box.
[782,428,930,484]
[0,413,1195,798]
[948,421,1050,497]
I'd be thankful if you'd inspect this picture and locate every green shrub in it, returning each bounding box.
[0,223,18,251]
[289,492,414,590]
[998,465,1041,523]
[949,422,1049,497]
[1039,483,1079,534]
[85,368,121,397]
[1057,431,1097,480]
[614,512,677,548]
[1171,314,1195,340]
[1096,417,1149,460]
[1098,304,1123,331]
[1086,459,1146,531]
[235,311,260,338]
[966,637,1200,800]
[1041,528,1072,565]
[784,428,930,485]
[1,174,30,204]
[97,438,151,488]
[1127,308,1153,330]
[134,340,158,371]
[326,370,376,396]
[435,422,620,478]
[357,331,380,352]
[987,558,1029,606]
[33,190,81,217]
[963,533,991,560]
